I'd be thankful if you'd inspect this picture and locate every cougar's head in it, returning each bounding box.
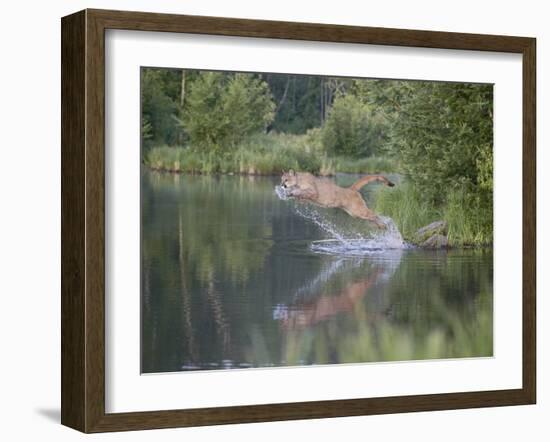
[281,169,298,189]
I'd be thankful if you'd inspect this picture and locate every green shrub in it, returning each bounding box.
[384,82,493,206]
[321,94,385,157]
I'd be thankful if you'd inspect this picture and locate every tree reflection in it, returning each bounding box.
[141,171,493,373]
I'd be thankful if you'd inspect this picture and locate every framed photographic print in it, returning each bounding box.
[61,9,536,433]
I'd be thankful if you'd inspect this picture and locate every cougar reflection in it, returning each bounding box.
[273,251,403,331]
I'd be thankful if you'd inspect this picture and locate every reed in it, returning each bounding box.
[144,132,397,176]
[374,182,492,246]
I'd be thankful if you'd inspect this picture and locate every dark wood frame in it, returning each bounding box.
[61,8,536,433]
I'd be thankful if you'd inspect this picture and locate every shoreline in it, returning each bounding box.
[145,165,393,177]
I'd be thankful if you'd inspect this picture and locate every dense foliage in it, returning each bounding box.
[383,82,493,204]
[321,94,385,157]
[182,72,275,152]
[141,69,181,149]
[365,81,494,244]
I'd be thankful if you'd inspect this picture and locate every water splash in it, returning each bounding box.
[364,215,405,250]
[293,203,352,245]
[274,185,405,255]
[274,185,290,201]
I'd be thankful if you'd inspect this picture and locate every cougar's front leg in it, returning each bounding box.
[288,187,317,201]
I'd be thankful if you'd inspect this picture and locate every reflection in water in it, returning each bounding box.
[275,256,395,331]
[141,171,493,373]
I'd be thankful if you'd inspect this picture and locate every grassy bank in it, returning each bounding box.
[373,183,492,247]
[144,133,397,176]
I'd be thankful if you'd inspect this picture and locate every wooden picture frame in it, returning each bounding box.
[61,8,536,433]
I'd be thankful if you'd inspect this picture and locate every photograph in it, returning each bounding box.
[140,67,494,374]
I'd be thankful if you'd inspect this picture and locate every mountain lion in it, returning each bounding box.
[280,170,394,228]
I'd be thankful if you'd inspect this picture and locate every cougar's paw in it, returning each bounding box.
[372,218,387,229]
[286,187,300,197]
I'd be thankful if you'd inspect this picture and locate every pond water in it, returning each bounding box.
[141,171,493,374]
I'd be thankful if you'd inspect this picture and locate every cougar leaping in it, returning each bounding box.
[280,170,394,229]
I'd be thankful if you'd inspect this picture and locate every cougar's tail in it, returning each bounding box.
[349,175,395,191]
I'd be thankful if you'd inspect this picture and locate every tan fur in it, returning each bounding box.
[280,170,394,228]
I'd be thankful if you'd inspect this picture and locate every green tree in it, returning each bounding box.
[321,94,385,157]
[384,81,493,206]
[183,72,275,152]
[222,73,276,146]
[181,72,227,151]
[376,80,494,242]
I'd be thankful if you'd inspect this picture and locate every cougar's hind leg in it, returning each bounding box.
[360,210,385,229]
[345,197,385,229]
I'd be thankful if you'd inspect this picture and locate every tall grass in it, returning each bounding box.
[443,189,493,247]
[374,182,492,246]
[374,183,441,240]
[144,132,397,176]
[333,156,396,174]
